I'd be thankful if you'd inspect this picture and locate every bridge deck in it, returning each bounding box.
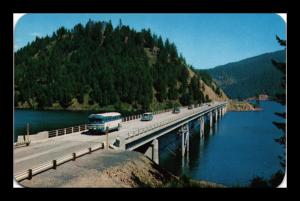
[14,102,226,174]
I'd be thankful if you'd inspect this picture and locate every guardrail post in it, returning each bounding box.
[88,147,92,154]
[72,153,76,161]
[56,130,58,136]
[53,160,57,169]
[28,169,32,180]
[25,123,29,142]
[105,128,109,149]
[72,127,74,133]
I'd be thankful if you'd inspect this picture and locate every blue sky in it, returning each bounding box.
[14,14,286,69]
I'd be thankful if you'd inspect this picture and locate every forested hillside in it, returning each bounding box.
[15,19,224,111]
[206,50,286,99]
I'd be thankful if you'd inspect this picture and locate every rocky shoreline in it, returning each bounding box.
[227,100,262,112]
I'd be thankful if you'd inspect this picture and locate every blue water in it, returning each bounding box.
[159,101,285,187]
[14,101,285,186]
[14,110,92,141]
[14,109,139,141]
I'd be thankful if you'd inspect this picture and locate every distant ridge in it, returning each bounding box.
[205,50,286,99]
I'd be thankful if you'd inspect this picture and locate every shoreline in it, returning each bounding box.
[226,100,263,112]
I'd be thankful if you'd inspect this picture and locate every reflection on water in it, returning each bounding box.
[14,101,285,186]
[159,101,285,187]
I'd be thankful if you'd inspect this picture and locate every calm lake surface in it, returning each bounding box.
[159,101,285,187]
[14,109,138,140]
[14,101,285,186]
[14,110,92,140]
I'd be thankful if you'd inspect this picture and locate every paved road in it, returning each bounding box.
[14,102,223,174]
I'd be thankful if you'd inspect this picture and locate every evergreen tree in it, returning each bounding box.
[14,19,218,112]
[271,35,286,186]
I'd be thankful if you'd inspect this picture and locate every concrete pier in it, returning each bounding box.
[209,111,213,129]
[145,139,159,164]
[199,116,205,138]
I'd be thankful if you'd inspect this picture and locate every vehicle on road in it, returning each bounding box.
[188,105,193,110]
[141,112,153,121]
[87,112,122,134]
[172,107,180,114]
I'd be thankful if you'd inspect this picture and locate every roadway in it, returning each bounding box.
[14,102,223,174]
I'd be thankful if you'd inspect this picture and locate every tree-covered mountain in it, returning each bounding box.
[205,50,286,99]
[15,19,226,112]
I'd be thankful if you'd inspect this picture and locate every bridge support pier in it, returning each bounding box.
[214,109,218,123]
[180,124,189,158]
[145,139,159,164]
[209,112,213,129]
[180,123,190,168]
[199,116,204,138]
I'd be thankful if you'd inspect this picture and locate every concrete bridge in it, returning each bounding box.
[14,101,227,180]
[112,101,227,164]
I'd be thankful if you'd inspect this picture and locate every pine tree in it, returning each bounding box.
[271,35,286,186]
[14,19,216,112]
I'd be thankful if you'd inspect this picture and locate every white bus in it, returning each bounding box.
[87,112,122,133]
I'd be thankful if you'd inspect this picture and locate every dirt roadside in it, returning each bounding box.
[19,149,225,188]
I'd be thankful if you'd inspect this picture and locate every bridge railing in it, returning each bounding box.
[121,105,195,123]
[125,108,197,139]
[19,103,214,141]
[14,143,104,182]
[48,124,88,138]
[124,103,227,140]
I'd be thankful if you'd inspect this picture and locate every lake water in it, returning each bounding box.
[14,109,139,141]
[14,101,285,187]
[14,110,91,141]
[159,101,285,187]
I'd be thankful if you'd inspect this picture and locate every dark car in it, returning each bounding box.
[172,107,180,114]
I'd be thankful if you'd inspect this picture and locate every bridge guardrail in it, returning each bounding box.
[124,103,227,141]
[48,124,88,138]
[121,106,190,123]
[20,103,222,141]
[14,143,104,182]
